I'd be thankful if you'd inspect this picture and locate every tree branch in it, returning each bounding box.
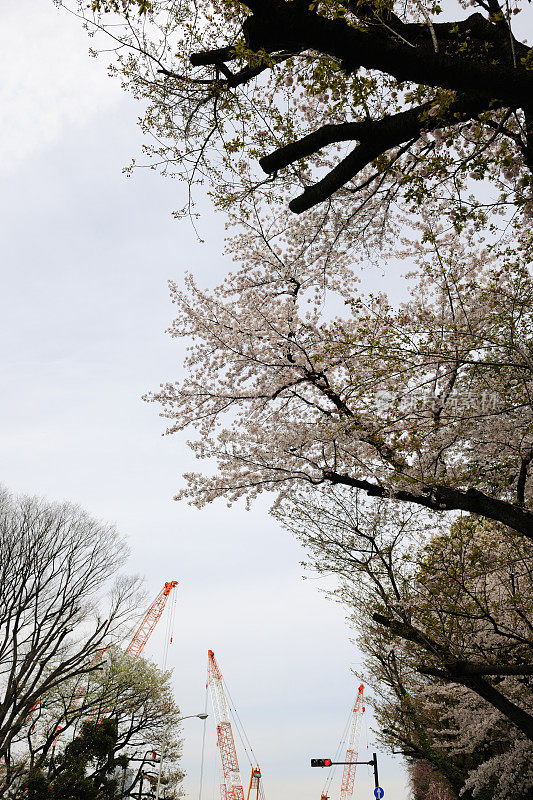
[417,662,533,677]
[372,613,533,740]
[188,0,530,208]
[322,469,533,538]
[283,97,488,212]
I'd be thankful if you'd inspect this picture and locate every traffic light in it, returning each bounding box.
[311,759,332,767]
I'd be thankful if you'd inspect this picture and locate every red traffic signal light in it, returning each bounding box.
[311,759,333,767]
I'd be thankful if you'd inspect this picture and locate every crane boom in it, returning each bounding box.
[47,580,179,742]
[339,684,364,800]
[83,580,178,722]
[208,650,245,800]
[126,581,178,659]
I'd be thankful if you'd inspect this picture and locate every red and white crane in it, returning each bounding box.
[208,649,245,800]
[339,684,365,800]
[81,579,178,723]
[34,580,179,744]
[126,580,178,659]
[208,650,263,800]
[320,683,365,800]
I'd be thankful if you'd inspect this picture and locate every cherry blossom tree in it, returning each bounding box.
[409,761,456,800]
[275,484,533,793]
[60,1,533,543]
[141,203,533,744]
[147,209,533,537]
[58,0,533,780]
[62,0,533,542]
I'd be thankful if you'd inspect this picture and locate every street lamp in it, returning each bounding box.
[154,713,208,800]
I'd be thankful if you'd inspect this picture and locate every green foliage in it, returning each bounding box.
[522,47,533,70]
[22,720,122,800]
[15,651,184,800]
[91,0,152,14]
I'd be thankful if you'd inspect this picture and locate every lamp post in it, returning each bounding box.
[154,713,208,800]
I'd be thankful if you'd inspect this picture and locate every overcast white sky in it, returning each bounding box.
[0,3,409,798]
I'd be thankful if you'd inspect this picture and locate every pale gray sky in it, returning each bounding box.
[0,3,409,798]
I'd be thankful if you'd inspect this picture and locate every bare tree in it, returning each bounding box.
[0,486,142,795]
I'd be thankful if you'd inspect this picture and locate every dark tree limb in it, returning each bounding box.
[189,3,533,104]
[418,662,533,677]
[187,0,533,208]
[517,447,533,505]
[259,100,454,175]
[190,47,296,88]
[285,98,491,213]
[240,0,533,105]
[190,46,235,66]
[322,469,533,539]
[372,613,533,741]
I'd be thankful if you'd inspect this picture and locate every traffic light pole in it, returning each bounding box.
[311,753,382,797]
[371,753,379,789]
[311,754,378,771]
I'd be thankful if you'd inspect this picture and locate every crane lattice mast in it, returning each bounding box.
[208,650,245,800]
[339,684,364,800]
[126,580,178,658]
[85,580,178,719]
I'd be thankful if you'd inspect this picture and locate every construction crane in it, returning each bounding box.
[37,581,179,741]
[126,580,178,659]
[80,579,179,724]
[320,684,364,800]
[208,649,263,800]
[208,649,245,800]
[339,684,364,800]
